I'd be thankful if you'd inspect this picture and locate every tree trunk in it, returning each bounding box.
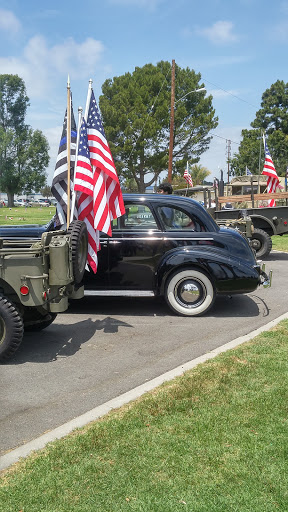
[7,192,14,208]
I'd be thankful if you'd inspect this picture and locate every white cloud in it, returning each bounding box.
[0,9,21,34]
[197,21,239,45]
[0,35,105,99]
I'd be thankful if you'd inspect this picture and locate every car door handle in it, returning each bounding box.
[101,240,108,247]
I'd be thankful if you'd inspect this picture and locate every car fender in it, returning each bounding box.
[156,247,260,295]
[156,247,222,294]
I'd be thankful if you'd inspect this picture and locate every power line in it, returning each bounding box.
[202,77,259,110]
[210,132,240,146]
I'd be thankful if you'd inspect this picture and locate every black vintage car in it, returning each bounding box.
[0,194,271,316]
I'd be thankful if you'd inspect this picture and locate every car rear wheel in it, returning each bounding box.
[0,296,24,362]
[165,269,215,316]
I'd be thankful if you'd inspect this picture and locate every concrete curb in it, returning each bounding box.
[1,311,288,472]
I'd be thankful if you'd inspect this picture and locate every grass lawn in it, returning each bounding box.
[0,206,55,226]
[0,320,287,512]
[272,234,288,252]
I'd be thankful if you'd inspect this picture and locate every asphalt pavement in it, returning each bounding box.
[1,251,288,469]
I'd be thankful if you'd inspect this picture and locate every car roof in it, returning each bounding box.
[122,193,200,207]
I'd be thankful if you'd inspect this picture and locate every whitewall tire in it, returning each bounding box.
[165,269,215,316]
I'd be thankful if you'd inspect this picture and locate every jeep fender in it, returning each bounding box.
[250,214,276,235]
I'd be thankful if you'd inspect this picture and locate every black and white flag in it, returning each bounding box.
[51,99,77,227]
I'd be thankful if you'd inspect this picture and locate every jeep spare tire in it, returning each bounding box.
[67,220,88,284]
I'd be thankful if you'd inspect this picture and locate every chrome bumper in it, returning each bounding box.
[257,262,272,288]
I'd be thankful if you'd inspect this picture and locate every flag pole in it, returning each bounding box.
[185,161,189,196]
[67,75,71,229]
[84,78,93,122]
[70,105,83,222]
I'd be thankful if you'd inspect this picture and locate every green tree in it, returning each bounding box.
[40,184,52,198]
[231,128,288,177]
[99,61,218,193]
[189,164,211,185]
[251,80,288,134]
[231,80,288,177]
[0,74,49,206]
[230,128,263,176]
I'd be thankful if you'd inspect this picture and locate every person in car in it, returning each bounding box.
[157,183,175,227]
[157,183,173,195]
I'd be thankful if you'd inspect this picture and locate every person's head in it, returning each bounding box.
[157,183,173,195]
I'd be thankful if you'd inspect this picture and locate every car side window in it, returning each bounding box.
[113,204,158,230]
[158,206,206,232]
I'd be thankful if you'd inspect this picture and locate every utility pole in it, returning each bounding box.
[226,139,231,184]
[168,59,175,184]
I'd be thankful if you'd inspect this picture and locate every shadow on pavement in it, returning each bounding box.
[210,294,267,318]
[265,251,288,261]
[67,293,262,319]
[5,316,133,365]
[6,293,265,365]
[67,295,169,317]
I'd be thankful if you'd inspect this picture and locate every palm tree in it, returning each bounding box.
[189,164,211,185]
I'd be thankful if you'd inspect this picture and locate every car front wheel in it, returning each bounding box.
[165,269,215,316]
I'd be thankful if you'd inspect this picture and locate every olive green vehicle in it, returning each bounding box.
[0,220,88,362]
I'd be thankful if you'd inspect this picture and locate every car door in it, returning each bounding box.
[107,201,165,291]
[82,233,110,290]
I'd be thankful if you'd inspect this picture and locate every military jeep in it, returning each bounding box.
[0,220,88,362]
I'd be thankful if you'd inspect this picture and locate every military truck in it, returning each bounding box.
[216,175,288,258]
[0,220,88,362]
[174,179,288,258]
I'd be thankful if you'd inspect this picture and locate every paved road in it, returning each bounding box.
[1,251,288,456]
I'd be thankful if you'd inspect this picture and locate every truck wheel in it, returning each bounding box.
[67,220,88,284]
[0,296,24,362]
[24,312,57,331]
[250,228,272,258]
[165,269,215,316]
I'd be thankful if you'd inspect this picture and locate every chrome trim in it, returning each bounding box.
[84,290,155,297]
[103,237,214,242]
[260,262,272,288]
[262,270,272,288]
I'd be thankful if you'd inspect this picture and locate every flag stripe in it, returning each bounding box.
[183,163,193,187]
[262,137,280,207]
[51,99,77,227]
[74,91,125,273]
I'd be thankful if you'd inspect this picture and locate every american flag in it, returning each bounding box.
[262,136,280,207]
[74,90,125,271]
[51,98,77,227]
[74,119,99,272]
[183,162,193,187]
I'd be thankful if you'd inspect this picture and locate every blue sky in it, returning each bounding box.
[0,0,287,185]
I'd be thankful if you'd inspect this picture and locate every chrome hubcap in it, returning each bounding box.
[175,279,205,308]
